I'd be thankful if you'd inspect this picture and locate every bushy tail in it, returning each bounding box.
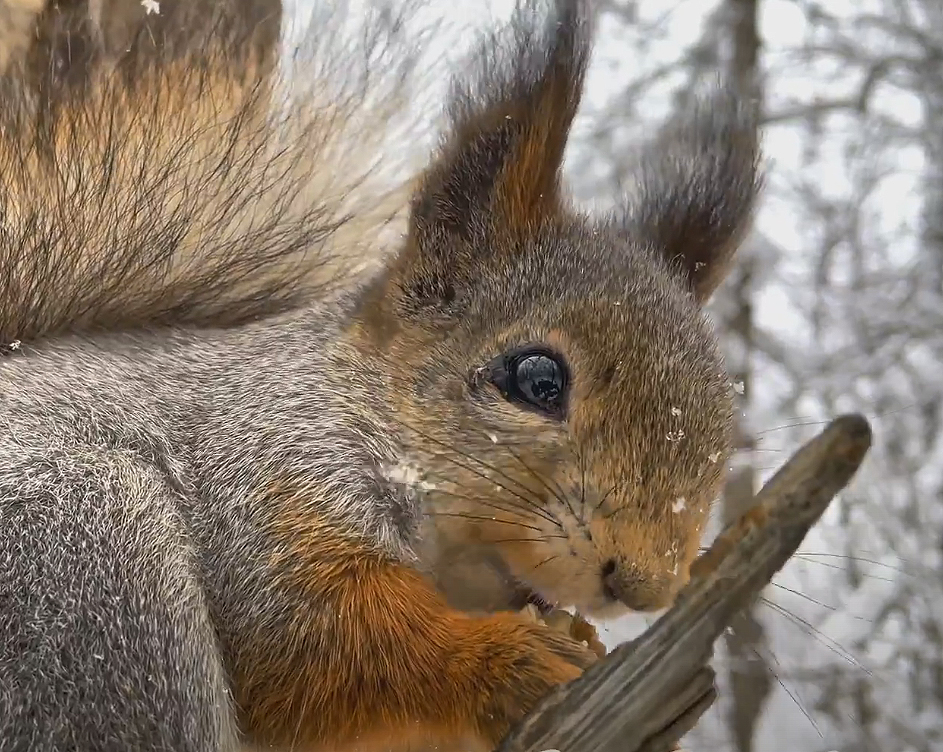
[0,0,433,345]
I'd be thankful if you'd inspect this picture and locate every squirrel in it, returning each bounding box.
[0,0,761,750]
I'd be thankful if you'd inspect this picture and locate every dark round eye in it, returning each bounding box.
[511,353,566,409]
[476,345,570,418]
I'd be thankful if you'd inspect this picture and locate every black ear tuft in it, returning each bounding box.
[430,0,591,232]
[621,86,764,304]
[395,0,592,309]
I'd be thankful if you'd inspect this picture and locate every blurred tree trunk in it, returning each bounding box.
[909,0,943,737]
[716,1,773,751]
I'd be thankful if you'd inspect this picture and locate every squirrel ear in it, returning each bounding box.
[393,0,591,307]
[622,88,763,305]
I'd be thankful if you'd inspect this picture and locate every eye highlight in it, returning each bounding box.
[480,345,569,418]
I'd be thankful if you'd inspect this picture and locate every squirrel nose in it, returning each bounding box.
[601,558,674,612]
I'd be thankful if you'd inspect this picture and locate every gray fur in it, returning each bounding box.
[0,304,411,750]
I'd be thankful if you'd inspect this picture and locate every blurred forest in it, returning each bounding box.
[297,0,939,749]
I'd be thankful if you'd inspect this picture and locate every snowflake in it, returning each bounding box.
[141,0,160,15]
[382,461,436,493]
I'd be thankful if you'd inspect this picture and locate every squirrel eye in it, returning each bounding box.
[511,353,565,409]
[477,345,569,418]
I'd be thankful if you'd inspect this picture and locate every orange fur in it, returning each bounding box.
[228,497,593,751]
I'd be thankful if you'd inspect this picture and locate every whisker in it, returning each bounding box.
[600,498,628,521]
[768,584,874,621]
[754,404,917,438]
[594,482,619,514]
[424,511,546,533]
[500,441,573,518]
[388,415,540,499]
[754,644,824,738]
[387,415,576,531]
[695,546,900,584]
[755,418,831,436]
[762,600,871,675]
[423,482,561,528]
[529,554,559,572]
[748,631,880,734]
[389,415,577,532]
[412,445,562,528]
[485,534,568,546]
[790,555,897,582]
[794,551,914,576]
[769,584,839,614]
[578,446,588,525]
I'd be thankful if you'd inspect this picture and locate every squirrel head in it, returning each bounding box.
[351,0,761,620]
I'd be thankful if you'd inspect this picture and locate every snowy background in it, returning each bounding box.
[286,1,941,750]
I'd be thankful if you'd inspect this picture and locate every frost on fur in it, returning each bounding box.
[0,0,436,344]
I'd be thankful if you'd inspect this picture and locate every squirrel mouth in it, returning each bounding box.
[527,591,557,616]
[511,581,558,616]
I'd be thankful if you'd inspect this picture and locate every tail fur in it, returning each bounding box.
[0,0,432,345]
[0,1,43,75]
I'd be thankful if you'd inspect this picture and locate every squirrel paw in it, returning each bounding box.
[471,615,598,745]
[535,621,601,671]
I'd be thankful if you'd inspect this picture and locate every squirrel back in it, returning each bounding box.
[0,0,428,347]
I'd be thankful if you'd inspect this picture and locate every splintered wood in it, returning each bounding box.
[497,413,873,752]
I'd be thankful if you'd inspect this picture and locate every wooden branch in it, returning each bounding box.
[497,413,873,752]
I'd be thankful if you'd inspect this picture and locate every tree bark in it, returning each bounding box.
[717,0,771,749]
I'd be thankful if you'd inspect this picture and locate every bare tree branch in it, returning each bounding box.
[497,414,873,752]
